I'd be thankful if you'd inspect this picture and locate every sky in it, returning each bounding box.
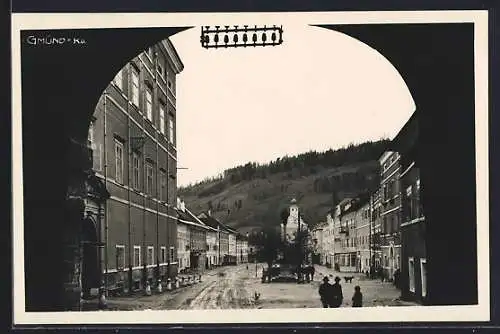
[169,24,415,187]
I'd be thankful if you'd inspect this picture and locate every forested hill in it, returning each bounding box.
[178,139,390,234]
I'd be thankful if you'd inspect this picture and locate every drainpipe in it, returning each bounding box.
[126,64,133,294]
[154,50,161,284]
[103,90,109,295]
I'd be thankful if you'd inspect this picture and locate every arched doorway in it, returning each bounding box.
[81,217,100,299]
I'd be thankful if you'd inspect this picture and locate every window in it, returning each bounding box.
[131,66,140,107]
[420,258,427,297]
[145,87,153,122]
[87,122,94,147]
[168,117,174,144]
[133,246,141,268]
[160,170,166,201]
[113,69,123,90]
[159,104,166,134]
[146,163,154,195]
[115,140,123,183]
[408,257,415,292]
[161,246,167,264]
[147,246,154,266]
[157,61,164,79]
[169,247,175,263]
[116,245,125,270]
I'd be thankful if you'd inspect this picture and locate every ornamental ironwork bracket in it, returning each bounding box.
[200,25,283,49]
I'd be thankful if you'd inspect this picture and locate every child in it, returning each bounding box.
[352,285,363,307]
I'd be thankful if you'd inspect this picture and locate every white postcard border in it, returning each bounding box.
[11,10,490,324]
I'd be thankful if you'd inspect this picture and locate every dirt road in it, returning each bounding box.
[100,264,416,311]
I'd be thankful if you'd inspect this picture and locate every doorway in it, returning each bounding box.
[81,217,100,299]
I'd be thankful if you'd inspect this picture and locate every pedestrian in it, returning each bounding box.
[97,287,107,310]
[311,266,315,281]
[394,268,401,289]
[330,276,343,308]
[318,276,332,308]
[351,285,363,307]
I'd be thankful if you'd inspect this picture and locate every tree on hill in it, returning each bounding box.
[179,139,390,194]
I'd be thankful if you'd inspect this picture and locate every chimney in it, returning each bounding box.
[208,209,211,217]
[181,200,186,212]
[177,197,181,209]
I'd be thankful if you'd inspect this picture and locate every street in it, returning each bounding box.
[94,264,418,311]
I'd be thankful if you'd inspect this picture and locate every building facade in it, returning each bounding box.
[379,151,402,282]
[392,112,427,303]
[85,38,184,295]
[355,200,371,274]
[370,188,383,273]
[206,228,219,268]
[176,220,191,273]
[236,234,249,264]
[335,200,358,272]
[198,212,230,265]
[227,228,238,265]
[322,214,335,266]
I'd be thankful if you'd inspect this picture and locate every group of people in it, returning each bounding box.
[318,276,363,308]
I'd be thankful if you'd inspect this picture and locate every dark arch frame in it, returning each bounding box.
[20,22,479,311]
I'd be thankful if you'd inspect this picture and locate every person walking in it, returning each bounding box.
[311,266,315,281]
[330,276,343,308]
[351,285,363,307]
[319,276,332,308]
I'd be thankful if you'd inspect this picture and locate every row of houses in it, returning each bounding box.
[176,199,249,274]
[312,112,426,304]
[81,37,247,298]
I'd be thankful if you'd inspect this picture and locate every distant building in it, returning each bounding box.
[227,227,238,265]
[391,112,427,303]
[323,210,337,266]
[198,211,229,265]
[335,198,361,272]
[236,234,249,264]
[281,198,309,243]
[355,199,371,274]
[84,38,184,295]
[206,227,219,268]
[176,200,209,273]
[311,222,326,265]
[379,151,402,282]
[370,188,383,271]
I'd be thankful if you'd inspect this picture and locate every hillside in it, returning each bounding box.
[178,140,389,234]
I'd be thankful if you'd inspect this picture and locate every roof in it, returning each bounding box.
[197,212,232,233]
[175,207,211,230]
[340,193,371,217]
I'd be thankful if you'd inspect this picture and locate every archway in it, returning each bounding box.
[20,22,478,311]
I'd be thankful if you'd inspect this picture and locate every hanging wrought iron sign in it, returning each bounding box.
[200,25,283,49]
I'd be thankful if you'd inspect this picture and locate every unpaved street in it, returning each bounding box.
[99,264,417,311]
